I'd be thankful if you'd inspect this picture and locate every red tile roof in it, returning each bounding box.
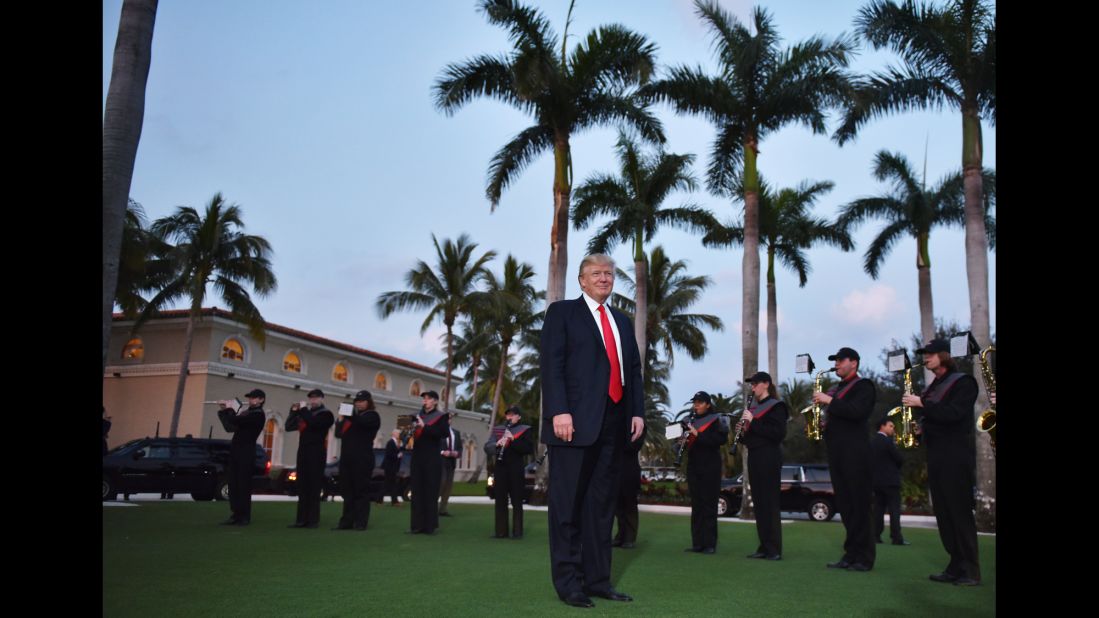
[113,307,447,377]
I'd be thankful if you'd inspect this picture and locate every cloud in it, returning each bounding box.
[830,285,903,325]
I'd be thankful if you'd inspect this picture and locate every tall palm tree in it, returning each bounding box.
[838,150,995,384]
[611,246,724,369]
[704,178,854,381]
[572,131,716,371]
[449,312,495,414]
[134,193,277,438]
[103,0,158,373]
[376,234,496,411]
[115,199,173,319]
[833,0,996,526]
[482,256,544,423]
[433,0,664,306]
[643,0,854,380]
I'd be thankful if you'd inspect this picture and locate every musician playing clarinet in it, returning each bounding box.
[487,405,533,539]
[683,391,728,555]
[741,372,788,561]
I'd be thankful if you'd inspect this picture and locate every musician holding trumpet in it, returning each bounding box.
[682,391,728,555]
[902,338,981,587]
[215,389,267,526]
[741,372,788,561]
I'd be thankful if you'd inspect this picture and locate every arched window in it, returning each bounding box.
[409,380,422,397]
[283,351,302,373]
[333,362,349,383]
[221,338,245,362]
[121,338,144,360]
[262,418,278,460]
[374,372,390,391]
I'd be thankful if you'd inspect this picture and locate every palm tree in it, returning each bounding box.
[572,131,716,371]
[449,313,495,415]
[103,0,158,373]
[481,256,544,423]
[643,0,854,380]
[376,234,496,411]
[433,0,663,306]
[134,193,277,438]
[833,0,996,526]
[704,178,854,381]
[838,151,994,383]
[611,246,724,369]
[115,199,173,319]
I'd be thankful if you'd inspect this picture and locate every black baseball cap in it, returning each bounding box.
[505,405,522,416]
[244,388,266,398]
[688,391,712,405]
[353,390,373,402]
[307,388,325,398]
[828,347,860,361]
[746,371,772,384]
[916,338,950,355]
[422,390,440,400]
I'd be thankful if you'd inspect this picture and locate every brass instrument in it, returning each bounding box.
[976,345,996,453]
[886,365,920,448]
[799,368,836,441]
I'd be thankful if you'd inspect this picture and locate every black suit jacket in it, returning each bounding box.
[870,431,903,488]
[442,427,462,470]
[540,295,644,447]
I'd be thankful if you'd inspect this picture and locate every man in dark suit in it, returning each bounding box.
[613,424,646,549]
[871,418,908,545]
[540,253,646,609]
[438,420,462,517]
[814,347,876,572]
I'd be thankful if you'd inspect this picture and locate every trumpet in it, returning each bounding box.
[976,345,996,453]
[799,368,836,441]
[886,364,921,449]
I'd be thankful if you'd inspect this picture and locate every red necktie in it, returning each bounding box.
[597,305,623,403]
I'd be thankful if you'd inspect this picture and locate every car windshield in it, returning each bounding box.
[109,440,146,456]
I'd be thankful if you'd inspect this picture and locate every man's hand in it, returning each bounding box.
[553,414,574,442]
[630,417,644,442]
[812,392,833,405]
[901,394,923,408]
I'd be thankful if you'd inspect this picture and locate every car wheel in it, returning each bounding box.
[216,479,230,501]
[717,495,729,517]
[102,477,117,501]
[808,499,834,522]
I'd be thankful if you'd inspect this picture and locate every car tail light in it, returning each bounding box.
[487,475,494,487]
[288,471,297,482]
[265,461,271,475]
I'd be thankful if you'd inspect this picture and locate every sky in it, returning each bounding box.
[104,0,996,413]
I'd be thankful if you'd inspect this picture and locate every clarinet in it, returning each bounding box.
[495,423,511,463]
[673,412,697,467]
[730,391,755,457]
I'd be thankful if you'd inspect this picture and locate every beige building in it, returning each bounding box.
[104,308,491,480]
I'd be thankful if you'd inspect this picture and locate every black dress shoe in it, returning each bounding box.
[407,529,423,534]
[511,534,523,540]
[953,577,980,587]
[849,563,872,572]
[490,534,507,538]
[354,526,367,531]
[304,523,319,529]
[827,560,851,569]
[929,572,958,583]
[332,526,353,531]
[875,537,883,544]
[611,539,624,547]
[561,591,594,608]
[892,539,911,546]
[439,512,452,517]
[619,542,635,549]
[219,518,240,526]
[236,519,250,526]
[586,588,632,602]
[765,554,781,561]
[684,547,703,553]
[746,552,767,559]
[288,523,307,528]
[701,547,716,554]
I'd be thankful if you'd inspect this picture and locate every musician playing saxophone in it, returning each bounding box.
[814,347,876,572]
[683,391,728,555]
[741,372,788,561]
[902,338,981,587]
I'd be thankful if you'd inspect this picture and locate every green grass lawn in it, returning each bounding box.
[104,501,994,617]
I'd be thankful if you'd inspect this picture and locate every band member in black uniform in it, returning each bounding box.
[286,389,334,529]
[683,391,728,555]
[613,423,646,549]
[871,418,909,545]
[904,338,981,586]
[487,405,533,539]
[216,389,267,526]
[380,429,404,506]
[334,390,381,531]
[814,347,876,571]
[409,390,450,534]
[741,372,788,560]
[102,407,112,456]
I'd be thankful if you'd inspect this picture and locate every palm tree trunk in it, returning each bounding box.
[443,324,454,412]
[169,304,198,438]
[633,235,648,375]
[766,246,778,382]
[741,136,761,378]
[917,235,935,385]
[491,341,512,424]
[962,109,994,531]
[102,0,158,374]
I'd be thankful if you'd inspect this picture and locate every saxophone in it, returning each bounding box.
[976,345,996,453]
[886,366,919,448]
[799,368,836,441]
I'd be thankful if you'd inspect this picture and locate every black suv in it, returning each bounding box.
[718,463,836,521]
[274,450,411,502]
[103,438,270,502]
